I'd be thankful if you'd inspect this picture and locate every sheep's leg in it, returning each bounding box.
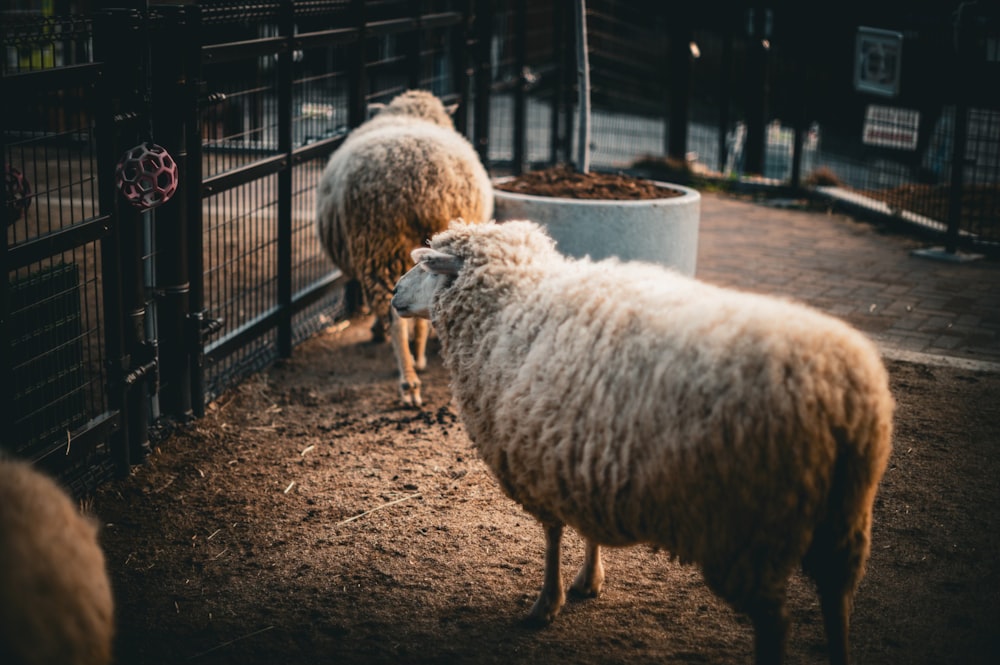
[817,588,850,665]
[526,523,566,626]
[412,318,430,371]
[388,308,422,408]
[805,528,867,665]
[747,594,789,665]
[569,540,604,598]
[803,469,877,665]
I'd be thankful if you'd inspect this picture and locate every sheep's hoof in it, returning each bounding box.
[524,593,563,628]
[370,319,387,343]
[400,381,422,409]
[569,580,602,599]
[569,567,605,599]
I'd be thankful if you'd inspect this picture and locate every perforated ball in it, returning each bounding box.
[5,164,32,222]
[115,142,178,210]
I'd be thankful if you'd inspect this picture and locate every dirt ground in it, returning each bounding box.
[92,314,1000,665]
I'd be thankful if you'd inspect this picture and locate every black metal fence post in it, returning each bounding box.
[406,0,423,90]
[717,27,733,174]
[0,106,11,448]
[150,5,196,420]
[548,0,565,165]
[348,0,369,130]
[451,0,474,135]
[512,0,527,175]
[666,12,693,162]
[743,7,771,176]
[92,7,154,472]
[560,2,575,165]
[166,5,211,418]
[88,17,125,476]
[946,102,969,255]
[277,0,295,358]
[473,0,493,168]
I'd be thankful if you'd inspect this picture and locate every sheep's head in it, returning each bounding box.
[391,248,463,319]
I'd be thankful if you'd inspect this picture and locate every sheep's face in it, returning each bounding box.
[392,248,463,319]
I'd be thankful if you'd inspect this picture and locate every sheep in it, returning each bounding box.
[0,458,115,665]
[315,89,493,407]
[391,220,894,665]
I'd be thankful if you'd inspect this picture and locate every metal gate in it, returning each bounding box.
[2,1,473,495]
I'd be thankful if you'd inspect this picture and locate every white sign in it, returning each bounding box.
[855,27,903,97]
[862,105,920,150]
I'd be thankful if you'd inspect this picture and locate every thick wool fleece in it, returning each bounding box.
[428,220,893,608]
[0,460,114,665]
[315,89,493,405]
[315,90,492,307]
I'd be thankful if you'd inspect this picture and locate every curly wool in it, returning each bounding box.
[315,89,492,405]
[315,90,492,300]
[427,220,894,606]
[0,459,114,665]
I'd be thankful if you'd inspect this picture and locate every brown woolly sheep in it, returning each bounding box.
[315,89,493,407]
[0,459,114,665]
[392,220,894,665]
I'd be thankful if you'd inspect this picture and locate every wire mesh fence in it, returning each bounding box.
[2,17,116,494]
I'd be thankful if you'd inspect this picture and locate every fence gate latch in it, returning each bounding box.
[123,339,159,395]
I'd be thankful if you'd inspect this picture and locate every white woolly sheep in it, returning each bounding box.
[391,220,894,665]
[0,458,115,665]
[315,89,493,407]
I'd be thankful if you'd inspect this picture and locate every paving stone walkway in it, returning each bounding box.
[696,193,1000,370]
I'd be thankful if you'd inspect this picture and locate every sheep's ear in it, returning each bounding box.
[412,248,463,275]
[444,103,459,116]
[366,102,386,118]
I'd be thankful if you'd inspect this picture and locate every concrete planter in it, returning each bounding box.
[493,179,701,276]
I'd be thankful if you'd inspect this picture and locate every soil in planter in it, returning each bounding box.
[495,164,684,200]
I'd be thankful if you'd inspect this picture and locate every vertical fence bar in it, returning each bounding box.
[548,0,564,165]
[573,0,590,173]
[348,0,368,130]
[512,0,527,174]
[717,27,733,174]
[666,12,692,162]
[152,5,193,419]
[0,97,11,449]
[561,3,575,166]
[277,0,295,357]
[743,8,770,176]
[946,102,968,254]
[91,14,127,474]
[93,7,152,471]
[473,0,493,167]
[451,0,473,135]
[182,6,209,418]
[407,0,423,90]
[343,0,369,314]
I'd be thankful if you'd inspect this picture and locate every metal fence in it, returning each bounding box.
[3,0,998,495]
[489,0,999,250]
[2,0,472,495]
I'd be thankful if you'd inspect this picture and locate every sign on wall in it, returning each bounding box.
[855,27,904,97]
[862,104,920,150]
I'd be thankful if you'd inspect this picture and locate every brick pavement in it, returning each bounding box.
[695,193,1000,370]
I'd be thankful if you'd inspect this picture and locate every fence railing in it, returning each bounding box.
[3,0,998,495]
[1,0,474,494]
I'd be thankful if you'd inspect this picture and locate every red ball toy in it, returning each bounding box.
[115,142,178,210]
[5,164,32,223]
